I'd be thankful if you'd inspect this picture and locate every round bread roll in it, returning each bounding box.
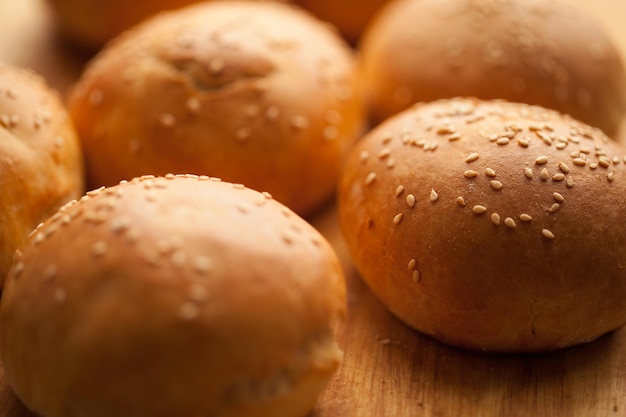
[1,174,346,417]
[294,0,390,44]
[68,1,363,218]
[338,97,626,353]
[359,0,626,137]
[0,63,83,288]
[49,0,291,51]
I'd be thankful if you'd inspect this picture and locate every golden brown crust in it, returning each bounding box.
[68,1,364,218]
[49,0,293,51]
[0,63,83,287]
[338,97,626,352]
[359,0,626,137]
[0,175,346,417]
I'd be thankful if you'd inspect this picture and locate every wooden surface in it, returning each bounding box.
[0,0,626,416]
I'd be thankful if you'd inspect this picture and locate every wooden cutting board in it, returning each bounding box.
[1,1,626,416]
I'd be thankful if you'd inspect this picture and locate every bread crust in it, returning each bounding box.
[1,175,346,417]
[338,97,626,352]
[359,0,626,137]
[0,64,83,287]
[68,1,364,217]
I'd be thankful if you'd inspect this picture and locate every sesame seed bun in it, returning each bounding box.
[68,1,364,218]
[359,0,626,137]
[49,0,292,52]
[338,97,626,352]
[294,0,390,44]
[0,175,346,417]
[0,63,83,287]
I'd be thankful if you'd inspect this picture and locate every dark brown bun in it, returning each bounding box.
[0,63,83,287]
[68,1,364,217]
[294,0,390,44]
[1,174,346,417]
[338,97,626,353]
[48,0,292,52]
[359,0,626,137]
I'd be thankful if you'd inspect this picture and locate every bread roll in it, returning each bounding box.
[338,97,626,352]
[49,0,292,51]
[294,0,390,44]
[1,174,346,417]
[68,1,364,217]
[359,0,626,137]
[0,63,83,287]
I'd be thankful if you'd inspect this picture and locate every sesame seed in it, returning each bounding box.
[548,203,561,214]
[395,185,405,197]
[504,217,516,228]
[194,256,213,273]
[186,97,201,113]
[608,172,615,182]
[386,158,396,169]
[408,259,417,270]
[465,152,479,163]
[412,270,421,283]
[472,205,487,214]
[265,105,280,120]
[245,105,259,118]
[519,213,533,222]
[179,302,200,320]
[518,137,531,147]
[188,284,208,302]
[542,229,555,240]
[393,213,404,225]
[365,172,377,186]
[360,150,370,164]
[535,156,549,165]
[566,176,575,188]
[377,148,391,160]
[208,58,224,74]
[437,124,456,135]
[291,115,309,130]
[448,132,461,141]
[599,157,611,168]
[553,192,565,202]
[159,113,176,128]
[406,194,416,208]
[235,127,251,141]
[552,173,565,182]
[490,180,503,190]
[464,170,478,178]
[91,241,108,257]
[54,288,67,304]
[456,196,466,207]
[589,162,599,170]
[558,162,570,174]
[491,213,501,225]
[430,189,439,202]
[323,126,338,140]
[496,137,510,146]
[485,168,497,177]
[524,167,534,179]
[540,168,550,181]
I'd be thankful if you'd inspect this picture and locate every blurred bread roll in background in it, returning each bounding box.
[48,0,293,52]
[0,63,83,288]
[359,0,626,137]
[1,175,346,417]
[294,0,390,44]
[68,1,364,217]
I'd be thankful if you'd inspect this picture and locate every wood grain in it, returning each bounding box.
[0,0,625,416]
